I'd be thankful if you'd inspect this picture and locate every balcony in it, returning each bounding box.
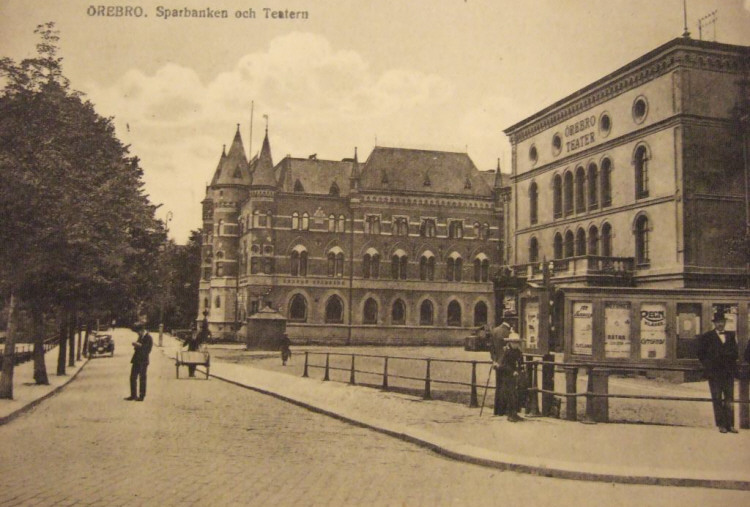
[516,255,635,287]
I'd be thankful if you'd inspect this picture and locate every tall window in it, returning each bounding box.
[554,233,563,260]
[474,302,488,326]
[253,210,260,228]
[363,298,378,324]
[420,254,435,280]
[392,299,406,325]
[529,237,539,263]
[448,221,463,239]
[447,301,462,327]
[215,296,221,308]
[575,166,586,213]
[289,294,307,322]
[301,212,310,231]
[588,226,599,256]
[529,181,538,224]
[420,219,436,238]
[553,174,563,219]
[365,215,381,235]
[338,214,346,233]
[363,251,380,279]
[419,300,434,326]
[564,171,574,216]
[601,222,612,257]
[265,211,272,229]
[328,214,336,232]
[327,250,345,277]
[635,215,650,265]
[575,228,586,256]
[601,158,612,207]
[292,212,299,230]
[325,296,344,323]
[393,217,409,236]
[564,230,574,258]
[446,254,463,282]
[291,248,307,276]
[473,255,489,282]
[587,163,598,210]
[391,252,408,280]
[634,145,649,199]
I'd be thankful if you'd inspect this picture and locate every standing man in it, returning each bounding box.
[126,325,153,402]
[489,321,511,416]
[497,335,524,422]
[696,310,738,433]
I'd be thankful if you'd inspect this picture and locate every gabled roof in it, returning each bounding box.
[211,127,251,186]
[250,130,276,187]
[276,155,353,196]
[359,147,493,196]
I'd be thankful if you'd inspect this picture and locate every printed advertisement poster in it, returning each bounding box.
[604,302,631,358]
[524,300,539,349]
[572,301,593,355]
[503,294,517,317]
[640,303,667,359]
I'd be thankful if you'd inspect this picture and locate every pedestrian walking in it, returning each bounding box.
[280,334,292,366]
[125,324,153,402]
[497,334,524,422]
[489,321,511,416]
[696,309,738,433]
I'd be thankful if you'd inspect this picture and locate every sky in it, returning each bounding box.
[1,0,749,244]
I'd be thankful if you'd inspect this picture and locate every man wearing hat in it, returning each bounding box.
[126,324,153,401]
[696,309,739,433]
[489,321,511,416]
[490,321,524,421]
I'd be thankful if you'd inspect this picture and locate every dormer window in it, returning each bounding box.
[381,171,389,185]
[233,166,242,178]
[294,179,305,192]
[464,177,472,190]
[423,173,431,186]
[329,182,340,196]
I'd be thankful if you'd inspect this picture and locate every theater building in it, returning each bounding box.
[199,127,505,344]
[503,36,750,369]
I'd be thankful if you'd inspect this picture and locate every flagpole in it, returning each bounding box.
[249,100,254,159]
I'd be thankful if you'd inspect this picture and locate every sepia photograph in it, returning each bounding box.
[1,0,750,505]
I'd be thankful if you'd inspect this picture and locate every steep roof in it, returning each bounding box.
[276,155,354,196]
[211,127,251,186]
[359,147,492,197]
[250,129,276,187]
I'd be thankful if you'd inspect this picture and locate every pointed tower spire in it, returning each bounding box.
[494,158,503,189]
[350,147,360,190]
[251,125,276,187]
[212,127,250,186]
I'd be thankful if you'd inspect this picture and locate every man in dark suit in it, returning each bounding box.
[489,321,511,416]
[696,310,738,433]
[125,325,153,401]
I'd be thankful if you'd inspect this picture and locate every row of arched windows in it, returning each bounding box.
[528,215,650,265]
[288,294,490,327]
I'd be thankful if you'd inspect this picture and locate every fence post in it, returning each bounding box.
[583,367,609,423]
[323,353,330,381]
[739,363,749,430]
[469,361,478,408]
[423,359,432,400]
[302,351,309,378]
[541,353,555,416]
[564,366,578,421]
[382,357,389,390]
[526,359,541,417]
[349,355,356,385]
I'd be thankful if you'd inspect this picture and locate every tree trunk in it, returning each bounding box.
[67,309,76,367]
[57,310,67,376]
[83,322,90,358]
[32,306,49,385]
[0,291,19,399]
[76,318,82,362]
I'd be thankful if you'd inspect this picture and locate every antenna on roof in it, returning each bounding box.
[698,10,717,41]
[263,114,269,133]
[249,100,254,160]
[682,0,691,38]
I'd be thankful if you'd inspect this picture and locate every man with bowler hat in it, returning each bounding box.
[126,324,153,401]
[696,309,738,433]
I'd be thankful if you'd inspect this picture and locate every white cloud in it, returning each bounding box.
[82,32,454,243]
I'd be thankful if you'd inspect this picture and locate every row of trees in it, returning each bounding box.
[0,23,190,398]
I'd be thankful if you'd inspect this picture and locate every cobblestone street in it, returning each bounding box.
[0,330,747,506]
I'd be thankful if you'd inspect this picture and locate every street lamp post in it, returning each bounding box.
[158,211,173,347]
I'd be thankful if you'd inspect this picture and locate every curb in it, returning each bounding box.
[206,369,750,492]
[0,358,90,426]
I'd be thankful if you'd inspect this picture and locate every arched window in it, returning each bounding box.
[529,237,539,263]
[327,249,345,277]
[363,298,378,324]
[563,171,574,216]
[474,301,488,326]
[529,181,538,224]
[480,223,490,240]
[329,182,340,196]
[266,211,272,229]
[554,232,563,260]
[446,254,463,282]
[564,230,574,258]
[291,248,307,276]
[588,226,599,256]
[553,174,563,219]
[391,251,408,280]
[575,228,586,256]
[601,158,612,207]
[635,215,650,265]
[393,217,409,236]
[447,301,462,327]
[420,254,435,281]
[215,296,221,308]
[634,145,649,199]
[289,294,307,322]
[328,214,336,232]
[301,212,310,231]
[449,221,463,239]
[575,166,586,213]
[392,299,406,325]
[365,215,381,235]
[420,219,436,238]
[419,300,434,326]
[325,296,344,323]
[291,212,299,230]
[601,223,612,257]
[588,163,598,209]
[363,250,380,279]
[216,263,224,277]
[203,297,209,310]
[291,250,300,276]
[338,214,346,233]
[473,255,489,282]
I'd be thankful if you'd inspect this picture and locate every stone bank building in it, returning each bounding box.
[199,128,505,344]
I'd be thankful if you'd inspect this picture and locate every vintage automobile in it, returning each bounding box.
[464,326,491,351]
[88,333,114,357]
